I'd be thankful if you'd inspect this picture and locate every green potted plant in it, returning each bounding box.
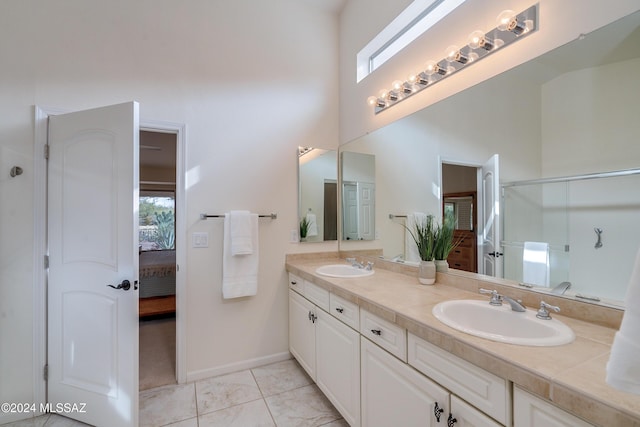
[404,214,437,284]
[433,212,459,272]
[299,216,310,242]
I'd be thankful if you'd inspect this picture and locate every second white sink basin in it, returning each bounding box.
[432,300,575,346]
[316,264,374,278]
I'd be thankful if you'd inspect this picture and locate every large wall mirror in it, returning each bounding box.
[298,148,338,242]
[338,10,640,307]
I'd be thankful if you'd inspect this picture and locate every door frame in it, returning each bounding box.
[438,156,485,274]
[33,106,187,413]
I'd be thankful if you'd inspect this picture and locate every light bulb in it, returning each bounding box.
[367,96,378,107]
[378,89,389,99]
[391,80,404,91]
[496,10,516,31]
[407,73,418,84]
[445,45,460,62]
[425,60,439,76]
[496,9,527,35]
[445,45,468,65]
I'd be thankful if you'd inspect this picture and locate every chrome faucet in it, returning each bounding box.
[365,261,374,271]
[551,281,571,295]
[502,295,526,312]
[536,301,560,320]
[479,288,526,312]
[346,258,365,269]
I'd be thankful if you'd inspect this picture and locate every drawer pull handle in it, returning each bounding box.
[434,402,444,422]
[335,307,344,314]
[308,311,317,323]
[371,329,382,336]
[447,413,457,427]
[290,280,297,285]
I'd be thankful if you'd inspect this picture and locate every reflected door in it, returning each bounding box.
[343,183,359,240]
[480,154,502,277]
[48,102,139,426]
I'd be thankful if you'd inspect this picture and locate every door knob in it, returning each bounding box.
[108,280,131,291]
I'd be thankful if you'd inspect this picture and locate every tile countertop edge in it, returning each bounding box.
[285,258,640,427]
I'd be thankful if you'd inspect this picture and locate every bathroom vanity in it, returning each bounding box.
[286,253,639,427]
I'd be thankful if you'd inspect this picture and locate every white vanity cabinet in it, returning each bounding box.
[316,309,360,427]
[361,336,449,427]
[288,275,361,426]
[408,333,510,425]
[288,288,317,379]
[514,387,595,427]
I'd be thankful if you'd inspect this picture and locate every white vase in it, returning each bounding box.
[435,259,449,272]
[418,260,436,285]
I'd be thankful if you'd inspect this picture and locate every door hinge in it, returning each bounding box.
[44,255,49,269]
[43,364,48,381]
[44,144,50,160]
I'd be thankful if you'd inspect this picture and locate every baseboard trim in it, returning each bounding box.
[186,352,291,383]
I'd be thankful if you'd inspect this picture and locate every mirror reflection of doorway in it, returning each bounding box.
[442,164,478,273]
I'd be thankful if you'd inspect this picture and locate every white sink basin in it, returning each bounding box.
[432,300,575,346]
[316,264,375,278]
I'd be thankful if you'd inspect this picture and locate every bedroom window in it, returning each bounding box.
[139,192,175,251]
[356,0,467,82]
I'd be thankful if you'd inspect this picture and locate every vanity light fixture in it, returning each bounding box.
[367,4,538,114]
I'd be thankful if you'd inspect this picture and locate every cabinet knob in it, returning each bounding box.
[434,402,444,422]
[371,329,382,336]
[447,413,457,427]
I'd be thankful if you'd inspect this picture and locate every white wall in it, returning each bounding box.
[0,1,339,422]
[339,0,640,144]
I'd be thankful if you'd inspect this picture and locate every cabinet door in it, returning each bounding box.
[450,395,503,427]
[361,337,449,427]
[289,289,316,379]
[514,387,594,427]
[316,310,361,427]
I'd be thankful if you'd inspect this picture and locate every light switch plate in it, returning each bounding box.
[192,232,209,248]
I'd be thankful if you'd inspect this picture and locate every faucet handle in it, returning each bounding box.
[536,301,560,320]
[479,288,502,306]
[366,261,374,271]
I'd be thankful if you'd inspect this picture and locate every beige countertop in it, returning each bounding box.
[285,255,640,427]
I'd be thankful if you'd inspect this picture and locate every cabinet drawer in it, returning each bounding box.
[408,333,509,425]
[288,273,305,294]
[305,280,330,311]
[360,309,407,362]
[330,293,359,330]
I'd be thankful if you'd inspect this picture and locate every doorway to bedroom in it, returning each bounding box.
[139,130,178,390]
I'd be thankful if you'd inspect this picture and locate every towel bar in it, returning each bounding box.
[200,213,277,220]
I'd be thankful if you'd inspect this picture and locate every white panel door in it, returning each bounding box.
[289,290,317,379]
[48,102,139,427]
[342,182,359,240]
[480,154,502,277]
[361,337,449,427]
[359,182,375,241]
[316,309,360,427]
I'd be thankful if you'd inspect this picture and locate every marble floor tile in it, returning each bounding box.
[318,419,349,427]
[43,415,90,427]
[198,399,275,427]
[196,370,263,415]
[139,383,197,427]
[164,417,198,427]
[251,359,312,397]
[1,415,50,427]
[265,384,341,427]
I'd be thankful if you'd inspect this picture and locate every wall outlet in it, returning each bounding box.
[192,232,209,248]
[290,229,299,243]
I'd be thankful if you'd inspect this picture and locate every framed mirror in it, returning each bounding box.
[338,10,640,307]
[298,147,338,242]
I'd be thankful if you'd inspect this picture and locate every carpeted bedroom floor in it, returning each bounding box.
[139,316,176,391]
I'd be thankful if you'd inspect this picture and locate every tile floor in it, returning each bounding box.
[2,359,346,427]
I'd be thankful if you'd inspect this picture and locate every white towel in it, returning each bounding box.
[230,210,253,255]
[222,213,259,299]
[306,212,318,237]
[405,212,427,263]
[522,241,550,287]
[607,247,640,394]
